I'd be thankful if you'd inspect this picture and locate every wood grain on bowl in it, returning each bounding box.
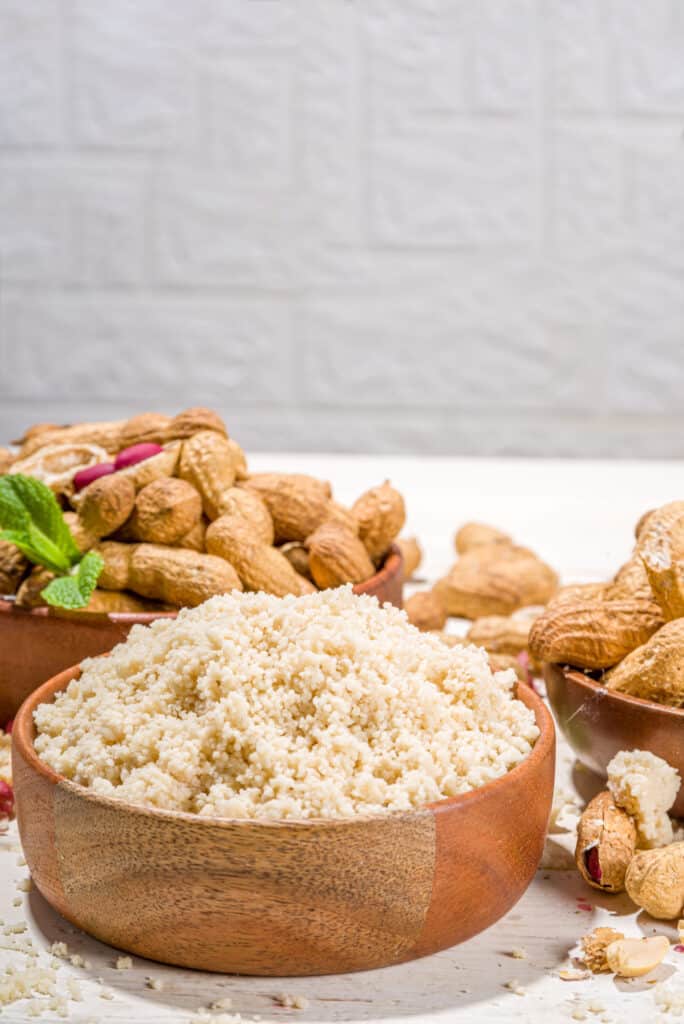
[544,662,684,818]
[0,546,403,723]
[13,665,554,976]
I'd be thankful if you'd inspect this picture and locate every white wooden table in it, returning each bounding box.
[2,456,684,1024]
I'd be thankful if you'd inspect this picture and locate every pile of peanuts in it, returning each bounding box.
[0,408,406,612]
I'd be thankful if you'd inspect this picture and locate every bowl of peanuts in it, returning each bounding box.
[530,500,684,815]
[0,407,405,721]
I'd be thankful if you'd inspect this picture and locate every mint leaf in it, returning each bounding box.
[76,550,103,603]
[0,477,31,532]
[0,473,103,610]
[40,551,103,610]
[3,475,80,564]
[41,576,89,610]
[25,521,72,574]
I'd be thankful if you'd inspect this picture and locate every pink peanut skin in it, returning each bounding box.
[114,443,164,470]
[73,462,116,491]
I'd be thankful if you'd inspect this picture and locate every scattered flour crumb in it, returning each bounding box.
[654,980,684,1014]
[69,953,85,967]
[49,941,68,958]
[67,978,82,1001]
[3,922,27,935]
[509,947,527,959]
[276,992,309,1009]
[12,897,21,907]
[210,997,233,1010]
[146,976,165,991]
[504,979,526,995]
[17,877,33,892]
[99,987,114,1000]
[607,749,679,848]
[115,955,132,970]
[190,1013,246,1024]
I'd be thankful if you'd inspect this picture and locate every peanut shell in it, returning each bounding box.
[397,536,422,580]
[178,431,238,520]
[351,481,405,562]
[172,517,207,553]
[83,590,169,614]
[10,442,112,494]
[129,478,202,545]
[575,791,637,893]
[625,842,684,920]
[94,541,133,591]
[279,542,312,581]
[581,927,626,973]
[117,413,172,450]
[454,522,511,555]
[528,597,663,670]
[63,511,98,553]
[307,521,375,589]
[167,406,227,440]
[640,513,684,620]
[0,540,29,596]
[77,473,136,539]
[605,618,684,706]
[129,544,242,606]
[244,473,332,544]
[436,547,558,619]
[206,515,305,597]
[216,487,274,545]
[0,447,15,474]
[117,443,180,491]
[405,590,447,632]
[15,567,54,609]
[18,421,124,459]
[466,612,537,658]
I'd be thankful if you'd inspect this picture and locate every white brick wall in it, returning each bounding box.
[1,0,682,457]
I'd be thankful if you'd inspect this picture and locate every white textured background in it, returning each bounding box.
[0,0,683,457]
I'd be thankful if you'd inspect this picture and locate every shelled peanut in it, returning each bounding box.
[529,500,684,707]
[0,407,408,609]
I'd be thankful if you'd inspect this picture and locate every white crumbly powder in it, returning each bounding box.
[276,993,309,1009]
[654,980,684,1014]
[607,749,680,848]
[33,589,539,820]
[114,955,132,970]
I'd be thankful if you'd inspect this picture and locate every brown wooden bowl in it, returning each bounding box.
[13,666,554,976]
[544,662,684,817]
[0,546,403,725]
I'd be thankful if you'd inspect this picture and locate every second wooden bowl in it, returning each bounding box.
[544,662,684,817]
[13,668,554,976]
[0,546,403,724]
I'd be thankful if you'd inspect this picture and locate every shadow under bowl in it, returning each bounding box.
[12,669,554,976]
[544,662,684,818]
[0,546,404,724]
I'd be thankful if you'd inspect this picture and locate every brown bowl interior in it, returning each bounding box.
[0,546,403,723]
[544,662,684,817]
[12,665,555,976]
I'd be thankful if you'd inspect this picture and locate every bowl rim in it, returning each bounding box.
[0,545,403,626]
[14,663,554,831]
[545,662,684,720]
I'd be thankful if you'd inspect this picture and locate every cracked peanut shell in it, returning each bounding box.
[575,791,637,893]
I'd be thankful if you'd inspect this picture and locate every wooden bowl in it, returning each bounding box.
[544,662,684,817]
[13,668,554,976]
[0,546,403,724]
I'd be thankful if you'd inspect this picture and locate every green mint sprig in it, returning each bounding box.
[0,474,103,609]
